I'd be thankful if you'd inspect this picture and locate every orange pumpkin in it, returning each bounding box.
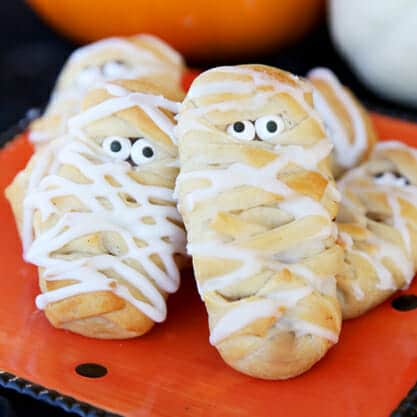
[27,0,325,61]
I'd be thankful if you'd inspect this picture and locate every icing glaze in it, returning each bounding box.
[180,67,323,136]
[69,84,180,144]
[209,299,278,345]
[276,317,339,343]
[337,141,417,298]
[23,85,186,323]
[30,35,183,145]
[308,67,368,169]
[177,66,339,346]
[177,140,336,212]
[71,36,182,71]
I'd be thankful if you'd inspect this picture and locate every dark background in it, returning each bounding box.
[2,0,417,137]
[0,1,416,416]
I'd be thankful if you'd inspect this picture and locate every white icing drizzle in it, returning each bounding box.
[389,194,411,255]
[350,249,395,291]
[209,299,278,345]
[21,138,65,251]
[337,142,417,297]
[308,67,367,169]
[276,317,339,343]
[339,229,397,291]
[179,66,324,137]
[23,89,186,322]
[177,140,334,213]
[188,80,254,98]
[70,37,182,73]
[30,35,183,144]
[69,84,180,144]
[177,66,339,345]
[343,188,415,284]
[28,130,52,144]
[377,140,417,157]
[210,287,314,345]
[351,282,365,300]
[188,242,261,296]
[339,231,353,248]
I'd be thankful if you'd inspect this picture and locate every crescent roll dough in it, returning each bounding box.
[336,141,417,319]
[30,35,185,147]
[308,68,377,178]
[6,79,187,339]
[175,65,343,380]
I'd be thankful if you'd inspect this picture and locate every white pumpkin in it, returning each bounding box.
[329,0,417,107]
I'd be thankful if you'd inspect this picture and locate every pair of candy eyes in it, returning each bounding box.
[77,60,129,87]
[102,137,155,165]
[227,115,285,142]
[374,171,411,186]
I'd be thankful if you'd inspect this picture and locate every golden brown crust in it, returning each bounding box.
[176,65,342,379]
[29,35,185,147]
[336,141,417,319]
[45,291,154,339]
[6,78,185,339]
[308,68,378,178]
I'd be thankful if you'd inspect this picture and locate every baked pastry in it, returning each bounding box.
[6,78,187,339]
[30,35,185,147]
[336,141,417,319]
[175,65,343,379]
[308,67,377,178]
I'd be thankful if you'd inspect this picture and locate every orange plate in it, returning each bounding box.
[1,114,417,417]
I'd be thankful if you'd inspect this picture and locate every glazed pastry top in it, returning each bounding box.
[176,65,341,346]
[308,67,376,175]
[22,79,186,322]
[57,35,184,98]
[30,35,184,144]
[337,140,417,296]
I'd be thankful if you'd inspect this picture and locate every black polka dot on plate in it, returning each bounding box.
[75,363,108,378]
[392,294,417,311]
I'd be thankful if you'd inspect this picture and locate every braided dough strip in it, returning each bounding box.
[6,79,186,339]
[336,141,417,318]
[30,35,185,147]
[308,68,377,178]
[175,65,343,380]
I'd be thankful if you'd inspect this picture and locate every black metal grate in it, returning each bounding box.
[391,383,417,417]
[0,371,121,417]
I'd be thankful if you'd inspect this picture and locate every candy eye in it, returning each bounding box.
[102,60,128,78]
[76,66,101,88]
[102,136,131,160]
[130,139,156,165]
[255,115,285,140]
[227,120,255,141]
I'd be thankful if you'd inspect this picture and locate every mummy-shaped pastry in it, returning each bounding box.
[336,141,417,319]
[308,68,377,178]
[30,35,185,146]
[6,79,186,339]
[175,65,343,380]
